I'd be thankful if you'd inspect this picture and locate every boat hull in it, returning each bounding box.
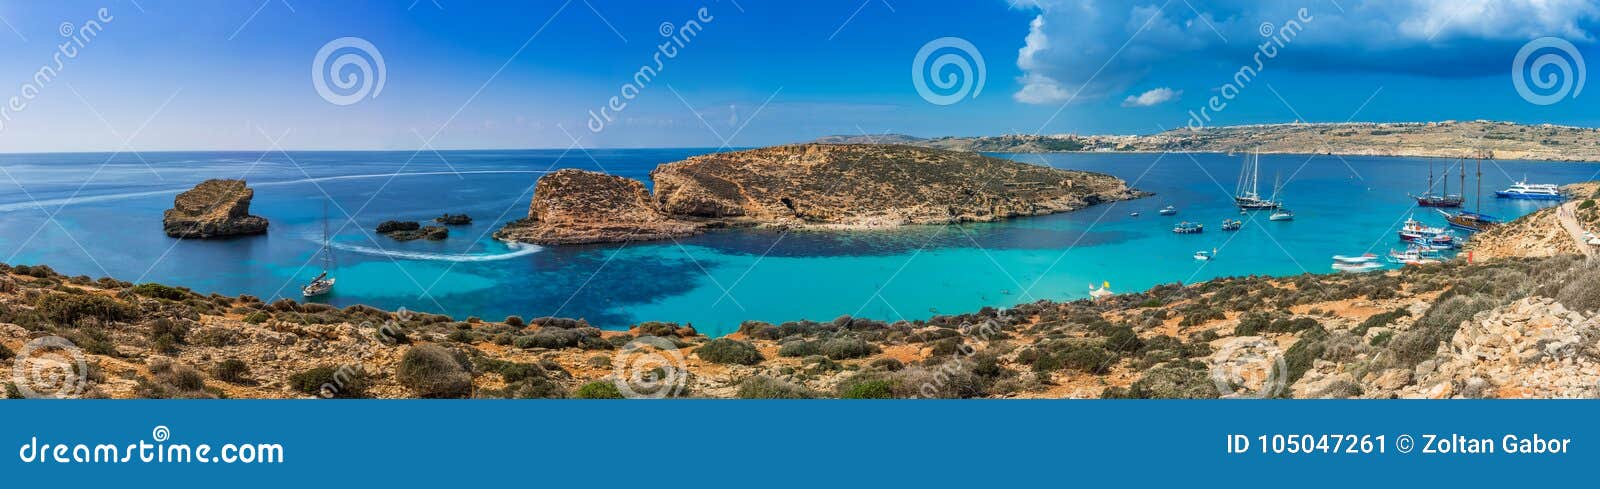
[1494,191,1563,200]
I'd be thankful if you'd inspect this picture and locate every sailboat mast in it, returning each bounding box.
[1475,154,1483,213]
[320,199,332,270]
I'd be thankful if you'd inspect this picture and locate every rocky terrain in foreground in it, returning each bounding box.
[161,179,269,239]
[495,144,1142,245]
[821,121,1600,162]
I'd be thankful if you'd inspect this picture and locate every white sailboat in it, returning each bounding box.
[1234,151,1280,210]
[302,200,336,298]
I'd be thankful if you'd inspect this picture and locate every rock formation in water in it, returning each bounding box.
[435,213,472,225]
[495,144,1143,245]
[377,221,420,233]
[493,169,702,245]
[162,179,270,239]
[388,226,449,241]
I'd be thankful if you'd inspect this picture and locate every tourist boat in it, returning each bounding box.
[1220,219,1242,231]
[1441,151,1500,232]
[1158,205,1177,216]
[1233,151,1281,210]
[1412,159,1465,207]
[1333,261,1384,273]
[1194,249,1215,261]
[302,200,337,298]
[1398,216,1447,240]
[1088,281,1112,300]
[1332,253,1378,264]
[1172,221,1204,234]
[1495,179,1563,200]
[1387,245,1444,266]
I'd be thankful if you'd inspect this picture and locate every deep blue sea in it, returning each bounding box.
[1,149,1591,336]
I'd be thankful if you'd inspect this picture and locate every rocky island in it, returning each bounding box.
[495,144,1142,245]
[162,179,270,239]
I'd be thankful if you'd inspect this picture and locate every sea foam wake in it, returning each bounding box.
[329,241,543,262]
[0,170,547,213]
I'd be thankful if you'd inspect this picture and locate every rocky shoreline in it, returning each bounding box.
[495,143,1143,245]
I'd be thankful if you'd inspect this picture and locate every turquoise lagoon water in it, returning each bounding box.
[1,149,1592,336]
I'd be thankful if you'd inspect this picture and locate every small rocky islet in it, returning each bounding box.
[494,143,1144,245]
[161,179,270,239]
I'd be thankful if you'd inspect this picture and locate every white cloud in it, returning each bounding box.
[1121,87,1180,107]
[1010,0,1600,105]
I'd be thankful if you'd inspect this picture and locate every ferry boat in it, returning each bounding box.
[1158,205,1177,216]
[1495,179,1563,200]
[1412,159,1465,208]
[1220,219,1242,231]
[1172,221,1204,234]
[1234,151,1281,210]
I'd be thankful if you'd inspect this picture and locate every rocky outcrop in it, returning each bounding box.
[492,169,701,245]
[162,179,269,239]
[496,144,1143,245]
[1398,297,1600,399]
[388,226,448,241]
[1463,182,1599,261]
[435,213,472,225]
[376,221,420,233]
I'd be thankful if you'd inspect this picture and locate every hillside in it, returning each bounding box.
[497,144,1143,245]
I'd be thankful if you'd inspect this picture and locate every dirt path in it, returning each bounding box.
[1555,202,1596,259]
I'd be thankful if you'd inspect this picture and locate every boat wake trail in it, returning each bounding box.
[330,241,543,262]
[0,170,547,213]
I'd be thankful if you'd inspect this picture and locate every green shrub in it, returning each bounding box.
[34,293,137,326]
[820,336,879,360]
[213,359,250,383]
[574,381,624,399]
[131,283,187,301]
[396,344,473,398]
[288,366,368,398]
[736,376,816,399]
[0,342,13,360]
[1102,326,1143,353]
[840,378,895,399]
[242,311,270,324]
[146,318,189,354]
[777,340,822,357]
[694,338,764,365]
[1354,308,1409,335]
[504,315,525,327]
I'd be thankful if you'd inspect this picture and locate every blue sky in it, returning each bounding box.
[0,0,1597,152]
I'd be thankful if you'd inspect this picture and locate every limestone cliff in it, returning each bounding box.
[162,179,269,239]
[497,144,1143,245]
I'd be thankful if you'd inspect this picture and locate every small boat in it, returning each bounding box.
[1220,219,1242,231]
[1265,171,1293,221]
[1332,253,1378,264]
[1088,281,1113,300]
[1268,208,1294,221]
[1387,245,1443,266]
[1398,216,1448,241]
[1332,261,1384,273]
[1158,205,1177,216]
[1172,221,1204,234]
[302,200,337,298]
[1129,211,1140,217]
[1495,179,1563,200]
[1194,249,1215,261]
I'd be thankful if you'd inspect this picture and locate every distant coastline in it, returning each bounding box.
[814,121,1600,163]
